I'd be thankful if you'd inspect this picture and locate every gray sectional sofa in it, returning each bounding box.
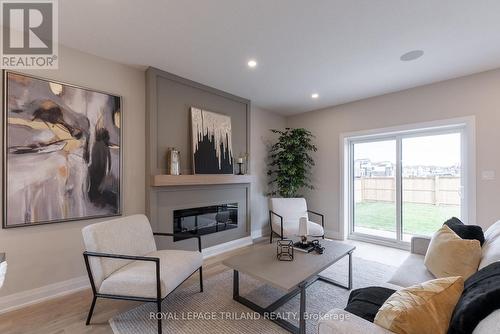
[318,221,500,334]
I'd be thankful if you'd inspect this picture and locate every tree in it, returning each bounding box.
[268,128,317,197]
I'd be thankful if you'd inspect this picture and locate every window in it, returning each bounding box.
[344,118,474,247]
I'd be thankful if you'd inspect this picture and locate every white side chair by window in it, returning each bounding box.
[269,198,325,243]
[82,214,203,334]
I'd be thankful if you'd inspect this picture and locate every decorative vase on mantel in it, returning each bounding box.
[166,148,180,175]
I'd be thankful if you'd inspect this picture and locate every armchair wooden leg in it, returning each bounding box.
[269,231,273,244]
[85,296,97,325]
[199,267,203,292]
[157,300,162,334]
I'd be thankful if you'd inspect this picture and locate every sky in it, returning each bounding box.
[354,133,461,167]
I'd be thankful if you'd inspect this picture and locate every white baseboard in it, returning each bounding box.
[251,229,263,239]
[251,227,270,240]
[0,275,89,315]
[202,236,253,258]
[0,236,259,315]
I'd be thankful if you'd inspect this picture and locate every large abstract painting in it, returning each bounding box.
[2,71,122,228]
[191,107,233,174]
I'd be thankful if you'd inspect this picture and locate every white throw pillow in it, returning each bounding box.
[479,220,500,270]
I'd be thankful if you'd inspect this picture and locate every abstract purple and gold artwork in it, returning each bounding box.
[2,72,122,228]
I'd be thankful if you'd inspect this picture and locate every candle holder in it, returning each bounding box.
[276,239,294,261]
[237,162,243,175]
[236,157,245,175]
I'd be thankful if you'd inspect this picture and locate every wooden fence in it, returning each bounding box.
[354,176,460,205]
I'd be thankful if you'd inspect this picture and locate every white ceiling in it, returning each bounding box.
[59,0,500,115]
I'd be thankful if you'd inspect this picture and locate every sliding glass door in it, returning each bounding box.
[350,128,464,245]
[401,133,462,241]
[353,139,397,240]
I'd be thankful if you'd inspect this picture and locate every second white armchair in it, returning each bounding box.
[269,198,325,243]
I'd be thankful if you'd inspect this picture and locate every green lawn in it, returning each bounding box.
[354,202,460,236]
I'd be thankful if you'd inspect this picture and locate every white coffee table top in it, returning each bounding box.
[223,239,355,292]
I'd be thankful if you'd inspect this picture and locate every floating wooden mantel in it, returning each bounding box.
[151,174,255,187]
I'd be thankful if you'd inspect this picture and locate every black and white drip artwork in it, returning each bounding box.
[191,107,233,174]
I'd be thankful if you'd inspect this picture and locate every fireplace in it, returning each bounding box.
[173,203,238,241]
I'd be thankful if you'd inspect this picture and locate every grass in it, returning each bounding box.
[354,201,460,236]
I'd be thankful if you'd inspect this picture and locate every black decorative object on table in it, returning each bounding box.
[293,241,315,253]
[276,239,294,261]
[293,240,325,254]
[311,240,325,254]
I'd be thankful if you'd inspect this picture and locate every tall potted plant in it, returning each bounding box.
[268,128,317,197]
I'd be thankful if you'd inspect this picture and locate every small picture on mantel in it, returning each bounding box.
[191,107,233,174]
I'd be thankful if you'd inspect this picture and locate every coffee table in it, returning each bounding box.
[223,239,355,334]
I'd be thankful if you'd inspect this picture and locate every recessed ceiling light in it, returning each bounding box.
[311,93,319,99]
[400,50,424,61]
[247,60,257,68]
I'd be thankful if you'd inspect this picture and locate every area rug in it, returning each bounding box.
[110,256,396,334]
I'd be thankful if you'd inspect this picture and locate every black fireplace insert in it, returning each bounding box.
[173,203,238,241]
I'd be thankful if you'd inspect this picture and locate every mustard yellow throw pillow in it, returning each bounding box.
[424,225,481,280]
[374,276,464,334]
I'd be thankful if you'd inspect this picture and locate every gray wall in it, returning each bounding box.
[146,68,252,248]
[250,106,286,236]
[0,56,286,305]
[155,75,248,174]
[288,68,500,238]
[0,45,146,297]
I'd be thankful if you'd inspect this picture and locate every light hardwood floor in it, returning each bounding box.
[0,239,407,334]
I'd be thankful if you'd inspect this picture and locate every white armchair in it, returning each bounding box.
[269,198,325,243]
[82,214,203,334]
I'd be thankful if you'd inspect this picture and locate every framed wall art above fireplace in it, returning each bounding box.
[191,107,234,174]
[2,71,123,228]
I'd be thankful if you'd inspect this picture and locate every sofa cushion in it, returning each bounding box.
[82,214,158,289]
[388,254,435,288]
[448,262,500,334]
[444,217,485,246]
[479,220,500,270]
[424,225,481,280]
[472,310,500,334]
[99,249,202,299]
[318,308,394,334]
[375,276,464,334]
[345,287,396,323]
